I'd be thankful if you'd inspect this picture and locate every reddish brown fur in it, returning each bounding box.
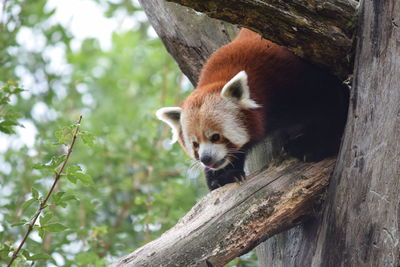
[180,28,347,160]
[169,28,347,190]
[182,29,311,143]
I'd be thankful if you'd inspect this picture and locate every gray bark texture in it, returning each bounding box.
[165,0,359,79]
[111,159,335,267]
[258,1,400,266]
[116,0,400,266]
[312,0,400,265]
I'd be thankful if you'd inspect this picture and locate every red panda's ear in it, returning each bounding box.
[221,70,261,109]
[156,107,182,144]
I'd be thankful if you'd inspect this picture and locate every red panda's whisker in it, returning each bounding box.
[188,160,202,171]
[226,158,235,168]
[227,149,245,155]
[228,154,239,160]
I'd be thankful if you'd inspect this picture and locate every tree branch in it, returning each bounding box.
[111,158,335,267]
[163,0,358,79]
[7,116,83,266]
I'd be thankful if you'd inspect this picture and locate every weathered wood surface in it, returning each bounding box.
[312,0,400,265]
[258,0,400,266]
[166,0,359,79]
[111,159,335,267]
[138,0,238,85]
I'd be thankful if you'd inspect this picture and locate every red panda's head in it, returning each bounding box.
[156,71,260,170]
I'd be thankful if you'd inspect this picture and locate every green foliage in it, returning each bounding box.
[0,81,24,134]
[0,0,207,266]
[0,0,256,266]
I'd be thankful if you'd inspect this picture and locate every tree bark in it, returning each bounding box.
[165,0,358,79]
[138,0,238,85]
[310,0,400,265]
[256,1,400,266]
[111,159,335,267]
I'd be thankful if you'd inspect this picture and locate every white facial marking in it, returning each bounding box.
[199,143,226,162]
[180,112,195,157]
[199,142,230,170]
[221,70,261,109]
[220,114,249,146]
[156,107,182,144]
[208,97,249,147]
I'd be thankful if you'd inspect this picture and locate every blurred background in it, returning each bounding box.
[0,0,256,265]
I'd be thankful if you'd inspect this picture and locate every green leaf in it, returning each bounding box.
[33,155,66,170]
[31,187,39,199]
[54,129,66,145]
[67,165,82,173]
[39,213,53,226]
[49,155,66,168]
[0,244,11,258]
[51,191,78,208]
[75,172,93,185]
[21,249,31,259]
[38,228,45,239]
[44,223,68,232]
[0,121,17,134]
[27,253,51,260]
[80,131,95,147]
[22,198,37,211]
[61,194,78,202]
[54,125,75,145]
[11,219,28,227]
[51,191,65,204]
[0,244,10,252]
[67,172,93,185]
[66,165,84,184]
[66,173,78,184]
[12,88,25,94]
[33,162,47,169]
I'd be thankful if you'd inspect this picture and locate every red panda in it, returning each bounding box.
[157,28,348,190]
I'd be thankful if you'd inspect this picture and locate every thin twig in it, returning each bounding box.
[7,115,83,266]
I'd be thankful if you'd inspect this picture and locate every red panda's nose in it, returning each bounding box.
[200,155,212,166]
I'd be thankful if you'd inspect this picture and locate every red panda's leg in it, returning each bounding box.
[204,151,246,191]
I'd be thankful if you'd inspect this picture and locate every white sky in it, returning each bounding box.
[45,0,149,50]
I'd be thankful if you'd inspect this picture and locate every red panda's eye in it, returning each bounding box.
[210,134,220,143]
[193,141,199,148]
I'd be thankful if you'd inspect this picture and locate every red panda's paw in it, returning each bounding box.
[208,179,221,191]
[205,168,245,191]
[223,169,246,184]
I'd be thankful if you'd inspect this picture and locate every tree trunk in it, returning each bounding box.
[310,0,400,265]
[133,0,400,266]
[256,1,400,266]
